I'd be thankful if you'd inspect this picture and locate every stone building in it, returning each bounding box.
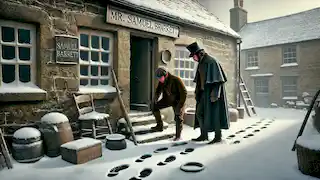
[0,0,239,138]
[230,3,320,107]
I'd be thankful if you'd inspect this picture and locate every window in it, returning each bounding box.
[282,45,297,64]
[282,76,298,97]
[79,29,113,89]
[254,78,269,94]
[174,46,197,90]
[0,20,36,88]
[246,51,258,67]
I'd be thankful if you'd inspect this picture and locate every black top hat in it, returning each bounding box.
[186,42,203,57]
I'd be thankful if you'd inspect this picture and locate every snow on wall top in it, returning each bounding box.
[113,0,240,38]
[13,127,41,139]
[61,138,102,150]
[239,8,320,50]
[41,112,69,124]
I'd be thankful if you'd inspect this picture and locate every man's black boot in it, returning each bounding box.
[191,134,208,141]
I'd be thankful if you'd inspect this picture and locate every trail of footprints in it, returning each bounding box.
[107,141,193,179]
[107,119,276,179]
[227,118,276,145]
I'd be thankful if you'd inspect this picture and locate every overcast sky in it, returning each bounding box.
[198,0,320,26]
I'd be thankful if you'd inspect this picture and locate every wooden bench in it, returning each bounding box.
[61,138,102,164]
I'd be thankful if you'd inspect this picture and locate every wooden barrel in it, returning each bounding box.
[39,112,74,157]
[12,127,44,163]
[229,108,239,122]
[237,107,245,119]
[183,108,195,127]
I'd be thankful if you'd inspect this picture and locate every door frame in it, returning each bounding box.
[129,32,157,111]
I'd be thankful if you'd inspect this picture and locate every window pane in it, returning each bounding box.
[101,79,108,85]
[190,62,194,69]
[184,80,189,86]
[101,66,109,76]
[91,66,98,76]
[180,61,184,68]
[80,65,88,76]
[179,51,184,58]
[2,45,15,60]
[185,61,190,69]
[90,79,98,86]
[80,34,89,47]
[101,52,109,63]
[1,26,15,42]
[2,64,15,83]
[18,29,30,44]
[80,79,88,86]
[19,47,30,61]
[191,71,195,79]
[91,35,99,49]
[19,65,30,83]
[80,50,89,61]
[175,51,179,58]
[102,37,110,50]
[91,51,99,61]
[185,71,190,78]
[174,69,179,75]
[180,70,185,77]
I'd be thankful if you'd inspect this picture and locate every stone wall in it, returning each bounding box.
[0,0,238,135]
[241,39,320,106]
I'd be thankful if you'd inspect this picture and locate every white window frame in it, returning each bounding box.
[174,46,197,91]
[78,29,114,93]
[282,45,297,64]
[254,78,269,94]
[282,76,298,99]
[0,19,41,93]
[246,51,258,68]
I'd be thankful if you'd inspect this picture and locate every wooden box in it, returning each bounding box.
[60,138,102,164]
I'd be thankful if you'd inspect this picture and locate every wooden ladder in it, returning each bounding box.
[239,76,257,117]
[0,129,13,169]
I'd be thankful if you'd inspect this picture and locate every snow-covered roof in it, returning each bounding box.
[239,8,320,50]
[109,0,240,38]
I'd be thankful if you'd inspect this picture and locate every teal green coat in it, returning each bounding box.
[193,54,230,131]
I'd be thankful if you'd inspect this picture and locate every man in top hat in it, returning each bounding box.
[186,42,230,144]
[151,67,187,141]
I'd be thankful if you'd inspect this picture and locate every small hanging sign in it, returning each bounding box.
[55,35,79,64]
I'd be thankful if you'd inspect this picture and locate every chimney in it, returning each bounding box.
[230,0,247,32]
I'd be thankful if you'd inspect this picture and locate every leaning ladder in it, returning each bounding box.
[0,129,13,169]
[239,76,257,117]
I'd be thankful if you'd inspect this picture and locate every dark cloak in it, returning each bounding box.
[193,54,230,132]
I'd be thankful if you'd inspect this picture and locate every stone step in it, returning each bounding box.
[128,111,152,118]
[130,115,164,126]
[132,122,169,135]
[130,126,175,144]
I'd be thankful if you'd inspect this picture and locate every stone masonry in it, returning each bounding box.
[0,0,237,135]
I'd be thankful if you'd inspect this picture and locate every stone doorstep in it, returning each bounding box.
[132,122,169,135]
[130,127,175,144]
[128,111,153,118]
[130,115,165,126]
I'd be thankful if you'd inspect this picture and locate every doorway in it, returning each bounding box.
[130,36,154,111]
[254,78,270,107]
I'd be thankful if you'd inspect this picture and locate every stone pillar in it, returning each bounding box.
[116,30,131,109]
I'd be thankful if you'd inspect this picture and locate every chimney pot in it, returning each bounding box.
[240,0,243,7]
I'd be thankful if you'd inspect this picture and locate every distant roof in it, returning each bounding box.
[239,8,320,50]
[109,0,240,38]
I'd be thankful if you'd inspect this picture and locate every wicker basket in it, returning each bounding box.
[296,143,320,178]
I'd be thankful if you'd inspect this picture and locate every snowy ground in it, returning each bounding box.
[1,107,318,180]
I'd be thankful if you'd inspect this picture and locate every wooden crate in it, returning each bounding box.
[61,138,102,164]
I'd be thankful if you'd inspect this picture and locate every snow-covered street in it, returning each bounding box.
[1,108,318,180]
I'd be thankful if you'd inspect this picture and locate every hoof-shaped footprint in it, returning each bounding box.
[235,130,246,134]
[129,168,153,180]
[261,126,267,129]
[135,154,152,163]
[226,134,236,139]
[172,141,188,147]
[154,147,168,153]
[157,155,176,166]
[107,164,130,177]
[180,148,194,155]
[253,129,260,133]
[246,126,253,129]
[233,140,241,144]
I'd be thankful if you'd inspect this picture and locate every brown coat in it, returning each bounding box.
[154,73,187,111]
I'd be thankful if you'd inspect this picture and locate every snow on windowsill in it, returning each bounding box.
[282,96,298,100]
[0,82,46,94]
[280,63,298,67]
[78,85,117,94]
[250,73,273,77]
[186,87,195,93]
[245,67,260,71]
